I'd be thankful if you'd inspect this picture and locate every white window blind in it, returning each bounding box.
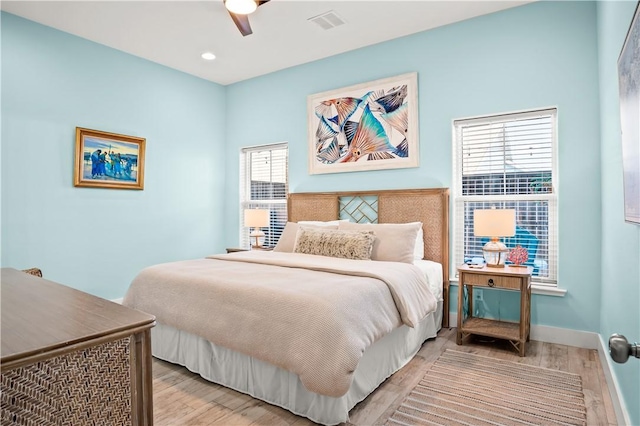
[240,143,288,248]
[452,108,558,286]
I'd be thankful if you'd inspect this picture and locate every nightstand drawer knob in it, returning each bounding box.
[487,278,495,287]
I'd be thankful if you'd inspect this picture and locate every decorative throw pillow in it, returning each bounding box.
[338,221,422,264]
[293,228,375,260]
[273,222,339,253]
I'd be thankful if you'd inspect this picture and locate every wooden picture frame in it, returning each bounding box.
[618,1,640,224]
[307,72,419,175]
[74,127,146,190]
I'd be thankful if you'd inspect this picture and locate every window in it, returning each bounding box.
[452,108,558,286]
[240,143,288,248]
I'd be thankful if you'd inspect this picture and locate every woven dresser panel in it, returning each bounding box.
[1,337,132,426]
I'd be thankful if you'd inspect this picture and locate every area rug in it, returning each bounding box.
[386,349,587,425]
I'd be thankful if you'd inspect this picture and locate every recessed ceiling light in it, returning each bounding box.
[201,52,216,61]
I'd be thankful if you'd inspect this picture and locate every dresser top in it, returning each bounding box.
[1,268,155,363]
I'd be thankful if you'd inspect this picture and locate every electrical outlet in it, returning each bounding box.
[474,289,484,302]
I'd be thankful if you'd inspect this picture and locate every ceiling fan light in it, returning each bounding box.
[225,0,257,15]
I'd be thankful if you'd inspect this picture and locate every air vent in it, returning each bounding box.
[308,10,346,30]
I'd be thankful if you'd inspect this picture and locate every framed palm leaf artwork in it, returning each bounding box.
[618,1,640,224]
[307,72,419,175]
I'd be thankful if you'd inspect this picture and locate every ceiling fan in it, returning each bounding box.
[225,0,271,37]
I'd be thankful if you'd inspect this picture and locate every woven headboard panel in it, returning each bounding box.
[288,188,450,328]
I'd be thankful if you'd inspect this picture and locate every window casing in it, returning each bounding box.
[240,143,288,248]
[452,109,558,286]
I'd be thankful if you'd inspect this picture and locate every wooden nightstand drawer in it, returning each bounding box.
[463,272,522,290]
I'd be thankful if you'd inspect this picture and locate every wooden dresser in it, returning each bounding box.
[0,268,156,425]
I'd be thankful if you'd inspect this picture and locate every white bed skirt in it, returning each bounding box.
[151,300,443,425]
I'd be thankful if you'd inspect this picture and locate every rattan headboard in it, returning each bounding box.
[288,188,450,328]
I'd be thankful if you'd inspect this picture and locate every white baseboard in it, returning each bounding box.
[597,335,631,426]
[448,312,629,424]
[529,324,599,349]
[111,297,123,304]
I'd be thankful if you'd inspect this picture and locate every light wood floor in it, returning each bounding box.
[152,327,617,425]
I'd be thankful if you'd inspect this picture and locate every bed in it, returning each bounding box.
[123,188,449,425]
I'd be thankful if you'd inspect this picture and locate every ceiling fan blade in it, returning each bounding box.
[226,0,271,37]
[228,11,253,36]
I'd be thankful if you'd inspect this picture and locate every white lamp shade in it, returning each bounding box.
[244,209,270,228]
[474,209,516,238]
[225,0,257,15]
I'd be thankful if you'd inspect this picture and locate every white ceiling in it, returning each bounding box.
[2,1,532,86]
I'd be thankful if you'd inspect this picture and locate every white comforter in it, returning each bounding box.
[123,251,437,397]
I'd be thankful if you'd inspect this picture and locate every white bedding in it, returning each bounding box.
[124,251,438,397]
[413,259,444,302]
[152,301,443,425]
[126,251,444,424]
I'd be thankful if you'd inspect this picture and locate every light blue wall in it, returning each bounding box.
[2,2,638,421]
[226,1,603,332]
[596,1,640,423]
[1,13,228,299]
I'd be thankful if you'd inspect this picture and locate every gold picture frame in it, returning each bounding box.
[74,127,146,190]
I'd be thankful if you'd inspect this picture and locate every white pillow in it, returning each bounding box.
[338,222,422,264]
[274,222,338,253]
[415,227,425,260]
[297,220,350,226]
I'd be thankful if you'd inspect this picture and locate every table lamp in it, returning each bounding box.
[244,209,269,249]
[473,208,515,268]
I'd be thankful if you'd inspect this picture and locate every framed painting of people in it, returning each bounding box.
[307,72,419,175]
[618,1,640,224]
[74,127,146,190]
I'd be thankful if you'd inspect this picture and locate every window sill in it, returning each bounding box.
[449,278,567,297]
[531,285,566,297]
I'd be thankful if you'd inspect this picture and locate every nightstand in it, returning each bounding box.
[226,247,248,253]
[457,264,532,356]
[226,247,273,253]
